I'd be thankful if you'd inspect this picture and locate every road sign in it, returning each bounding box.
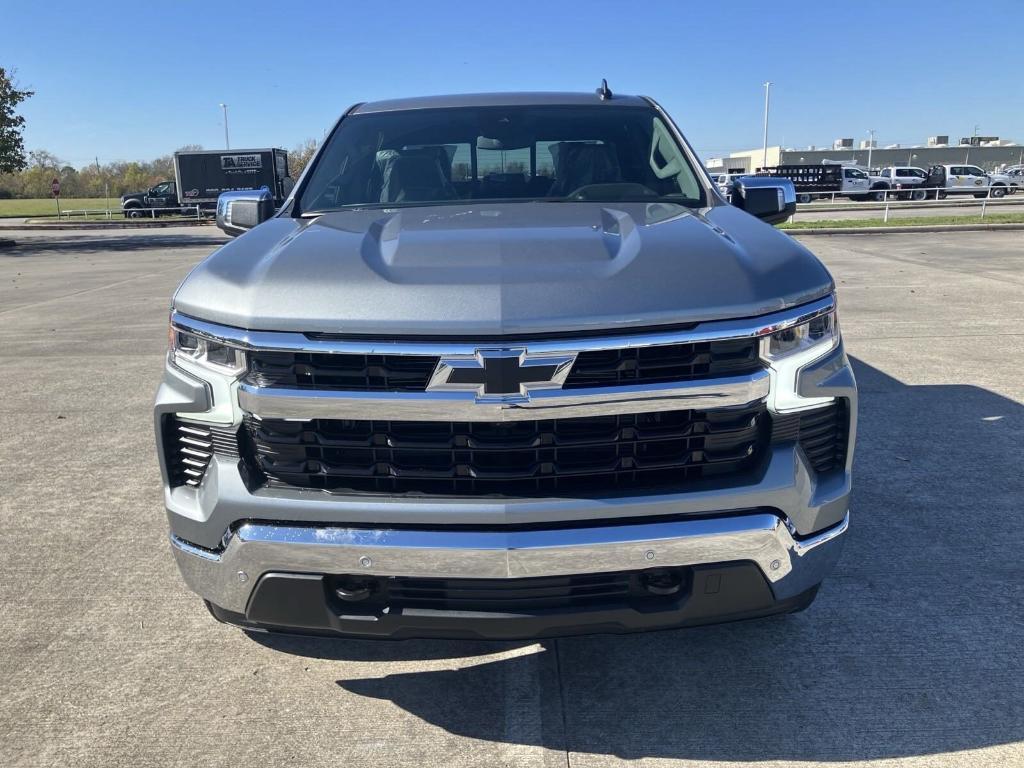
[51,178,61,197]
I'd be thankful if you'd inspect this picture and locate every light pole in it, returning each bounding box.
[965,124,978,164]
[761,82,772,170]
[220,103,230,149]
[866,129,875,170]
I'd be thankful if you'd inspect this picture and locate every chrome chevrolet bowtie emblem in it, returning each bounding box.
[427,349,576,401]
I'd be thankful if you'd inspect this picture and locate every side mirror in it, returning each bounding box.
[729,176,796,224]
[216,189,273,236]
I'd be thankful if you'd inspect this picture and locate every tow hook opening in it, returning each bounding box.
[333,577,376,602]
[640,568,685,596]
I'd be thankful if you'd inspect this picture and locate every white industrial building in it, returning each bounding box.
[707,135,1023,174]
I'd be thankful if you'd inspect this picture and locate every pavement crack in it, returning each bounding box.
[553,639,572,768]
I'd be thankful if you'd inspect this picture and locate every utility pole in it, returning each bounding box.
[220,103,230,149]
[95,156,109,215]
[965,124,978,164]
[762,81,772,170]
[866,129,875,170]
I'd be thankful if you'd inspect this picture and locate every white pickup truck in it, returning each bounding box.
[867,167,929,201]
[924,164,1012,199]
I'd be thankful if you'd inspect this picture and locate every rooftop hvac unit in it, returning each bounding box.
[960,136,999,146]
[927,135,949,146]
[833,138,854,149]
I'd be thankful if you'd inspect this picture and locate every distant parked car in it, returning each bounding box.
[706,171,744,197]
[1004,166,1024,194]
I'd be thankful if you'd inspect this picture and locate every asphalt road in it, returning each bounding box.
[1,226,1022,768]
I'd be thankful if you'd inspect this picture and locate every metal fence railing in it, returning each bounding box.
[57,205,205,221]
[786,185,1021,223]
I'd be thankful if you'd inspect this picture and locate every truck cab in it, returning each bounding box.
[120,180,180,217]
[839,166,871,199]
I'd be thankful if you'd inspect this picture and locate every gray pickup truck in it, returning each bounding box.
[156,89,856,640]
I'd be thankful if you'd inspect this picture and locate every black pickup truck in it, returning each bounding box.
[121,148,291,217]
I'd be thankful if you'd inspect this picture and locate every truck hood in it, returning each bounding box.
[173,202,833,336]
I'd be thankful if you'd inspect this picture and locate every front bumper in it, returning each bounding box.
[172,510,847,639]
[157,301,857,638]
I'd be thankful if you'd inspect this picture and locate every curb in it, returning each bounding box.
[0,219,212,231]
[782,223,1024,235]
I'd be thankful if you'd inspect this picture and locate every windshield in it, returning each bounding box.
[298,105,706,213]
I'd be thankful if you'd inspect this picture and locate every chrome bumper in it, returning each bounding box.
[171,511,848,615]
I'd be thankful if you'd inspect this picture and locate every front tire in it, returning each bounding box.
[797,193,812,204]
[124,207,144,219]
[910,188,927,201]
[990,186,1007,199]
[869,189,887,202]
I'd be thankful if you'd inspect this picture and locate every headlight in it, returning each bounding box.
[762,310,838,361]
[760,306,840,412]
[169,326,247,376]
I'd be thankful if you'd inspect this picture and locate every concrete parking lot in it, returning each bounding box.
[1,225,1022,768]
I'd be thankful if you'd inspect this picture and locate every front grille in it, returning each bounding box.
[336,570,689,612]
[244,338,763,393]
[243,403,769,497]
[563,338,761,388]
[245,351,439,391]
[164,417,240,488]
[770,401,848,474]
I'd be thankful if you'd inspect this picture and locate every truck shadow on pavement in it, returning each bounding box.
[257,357,1024,762]
[1,232,228,255]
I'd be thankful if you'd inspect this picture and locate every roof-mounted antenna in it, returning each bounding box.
[596,79,612,100]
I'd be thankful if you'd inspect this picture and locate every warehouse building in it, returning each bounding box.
[707,136,1024,174]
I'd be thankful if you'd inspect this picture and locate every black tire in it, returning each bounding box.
[124,206,144,219]
[797,193,812,204]
[869,189,887,202]
[937,191,947,200]
[990,185,1007,199]
[910,188,927,201]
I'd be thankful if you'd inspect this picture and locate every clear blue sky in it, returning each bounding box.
[4,0,1021,167]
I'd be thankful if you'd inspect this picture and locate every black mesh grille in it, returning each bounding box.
[562,339,761,388]
[243,404,769,497]
[770,401,848,474]
[245,338,762,393]
[346,570,689,612]
[797,401,848,473]
[245,351,439,391]
[164,417,240,488]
